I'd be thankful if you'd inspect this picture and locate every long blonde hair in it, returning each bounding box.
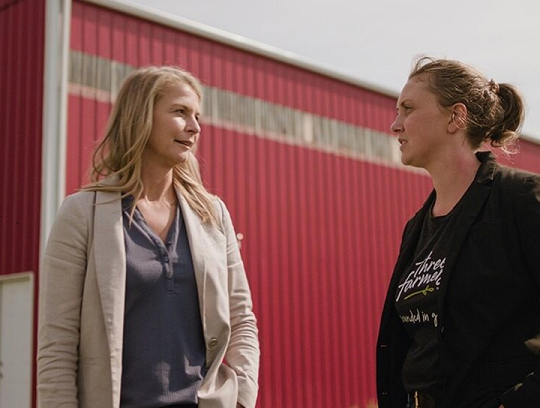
[84,66,218,225]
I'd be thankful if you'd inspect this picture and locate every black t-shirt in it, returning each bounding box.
[394,204,459,391]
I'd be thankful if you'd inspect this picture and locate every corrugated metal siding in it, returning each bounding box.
[198,127,432,407]
[65,1,540,407]
[1,2,44,406]
[70,1,397,133]
[0,0,45,277]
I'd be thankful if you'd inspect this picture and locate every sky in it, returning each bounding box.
[129,0,540,141]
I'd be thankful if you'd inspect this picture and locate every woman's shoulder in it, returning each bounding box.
[62,190,96,205]
[59,189,118,215]
[56,191,97,218]
[211,196,227,226]
[66,190,97,200]
[211,195,226,211]
[209,196,237,233]
[492,163,540,212]
[66,188,122,203]
[494,163,540,191]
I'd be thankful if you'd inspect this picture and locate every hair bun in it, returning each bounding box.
[488,79,500,95]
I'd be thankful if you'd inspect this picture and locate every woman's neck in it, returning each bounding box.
[429,151,480,217]
[139,166,175,203]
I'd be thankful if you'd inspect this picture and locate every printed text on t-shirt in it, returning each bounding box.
[395,251,446,302]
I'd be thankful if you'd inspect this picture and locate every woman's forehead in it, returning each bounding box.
[399,78,432,100]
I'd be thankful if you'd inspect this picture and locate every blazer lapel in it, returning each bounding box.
[93,190,126,354]
[436,153,495,320]
[176,189,207,316]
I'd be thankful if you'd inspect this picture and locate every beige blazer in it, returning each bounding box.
[37,188,259,408]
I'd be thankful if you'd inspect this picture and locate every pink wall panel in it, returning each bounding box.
[0,0,45,276]
[66,94,111,194]
[97,7,112,59]
[71,1,398,132]
[137,20,152,66]
[196,126,431,407]
[66,95,83,194]
[1,2,45,407]
[163,27,178,66]
[70,2,83,50]
[82,3,99,56]
[148,23,165,65]
[111,12,128,62]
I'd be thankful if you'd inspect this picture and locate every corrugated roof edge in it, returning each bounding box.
[82,0,538,144]
[82,0,398,98]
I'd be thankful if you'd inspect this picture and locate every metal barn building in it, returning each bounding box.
[2,0,540,407]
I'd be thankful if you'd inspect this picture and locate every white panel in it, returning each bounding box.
[0,275,33,408]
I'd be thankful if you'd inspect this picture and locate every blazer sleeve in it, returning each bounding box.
[37,193,94,408]
[217,199,260,408]
[499,174,540,407]
[513,174,540,286]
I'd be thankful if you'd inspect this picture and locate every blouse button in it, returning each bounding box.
[208,338,218,349]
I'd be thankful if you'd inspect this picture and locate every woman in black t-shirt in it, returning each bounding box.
[377,57,540,408]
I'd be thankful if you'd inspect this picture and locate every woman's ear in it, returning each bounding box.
[448,103,467,132]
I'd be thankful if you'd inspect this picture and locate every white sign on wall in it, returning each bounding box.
[0,273,33,408]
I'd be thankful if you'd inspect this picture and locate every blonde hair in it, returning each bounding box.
[83,66,218,225]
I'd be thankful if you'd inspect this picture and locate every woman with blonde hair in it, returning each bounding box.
[38,66,260,408]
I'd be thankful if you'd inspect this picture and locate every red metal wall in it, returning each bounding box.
[197,126,432,407]
[65,1,540,407]
[0,0,45,276]
[1,1,45,406]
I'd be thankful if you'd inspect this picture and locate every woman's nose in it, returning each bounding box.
[186,117,201,134]
[390,116,403,134]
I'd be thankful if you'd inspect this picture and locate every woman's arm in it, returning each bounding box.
[37,194,92,408]
[498,174,540,407]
